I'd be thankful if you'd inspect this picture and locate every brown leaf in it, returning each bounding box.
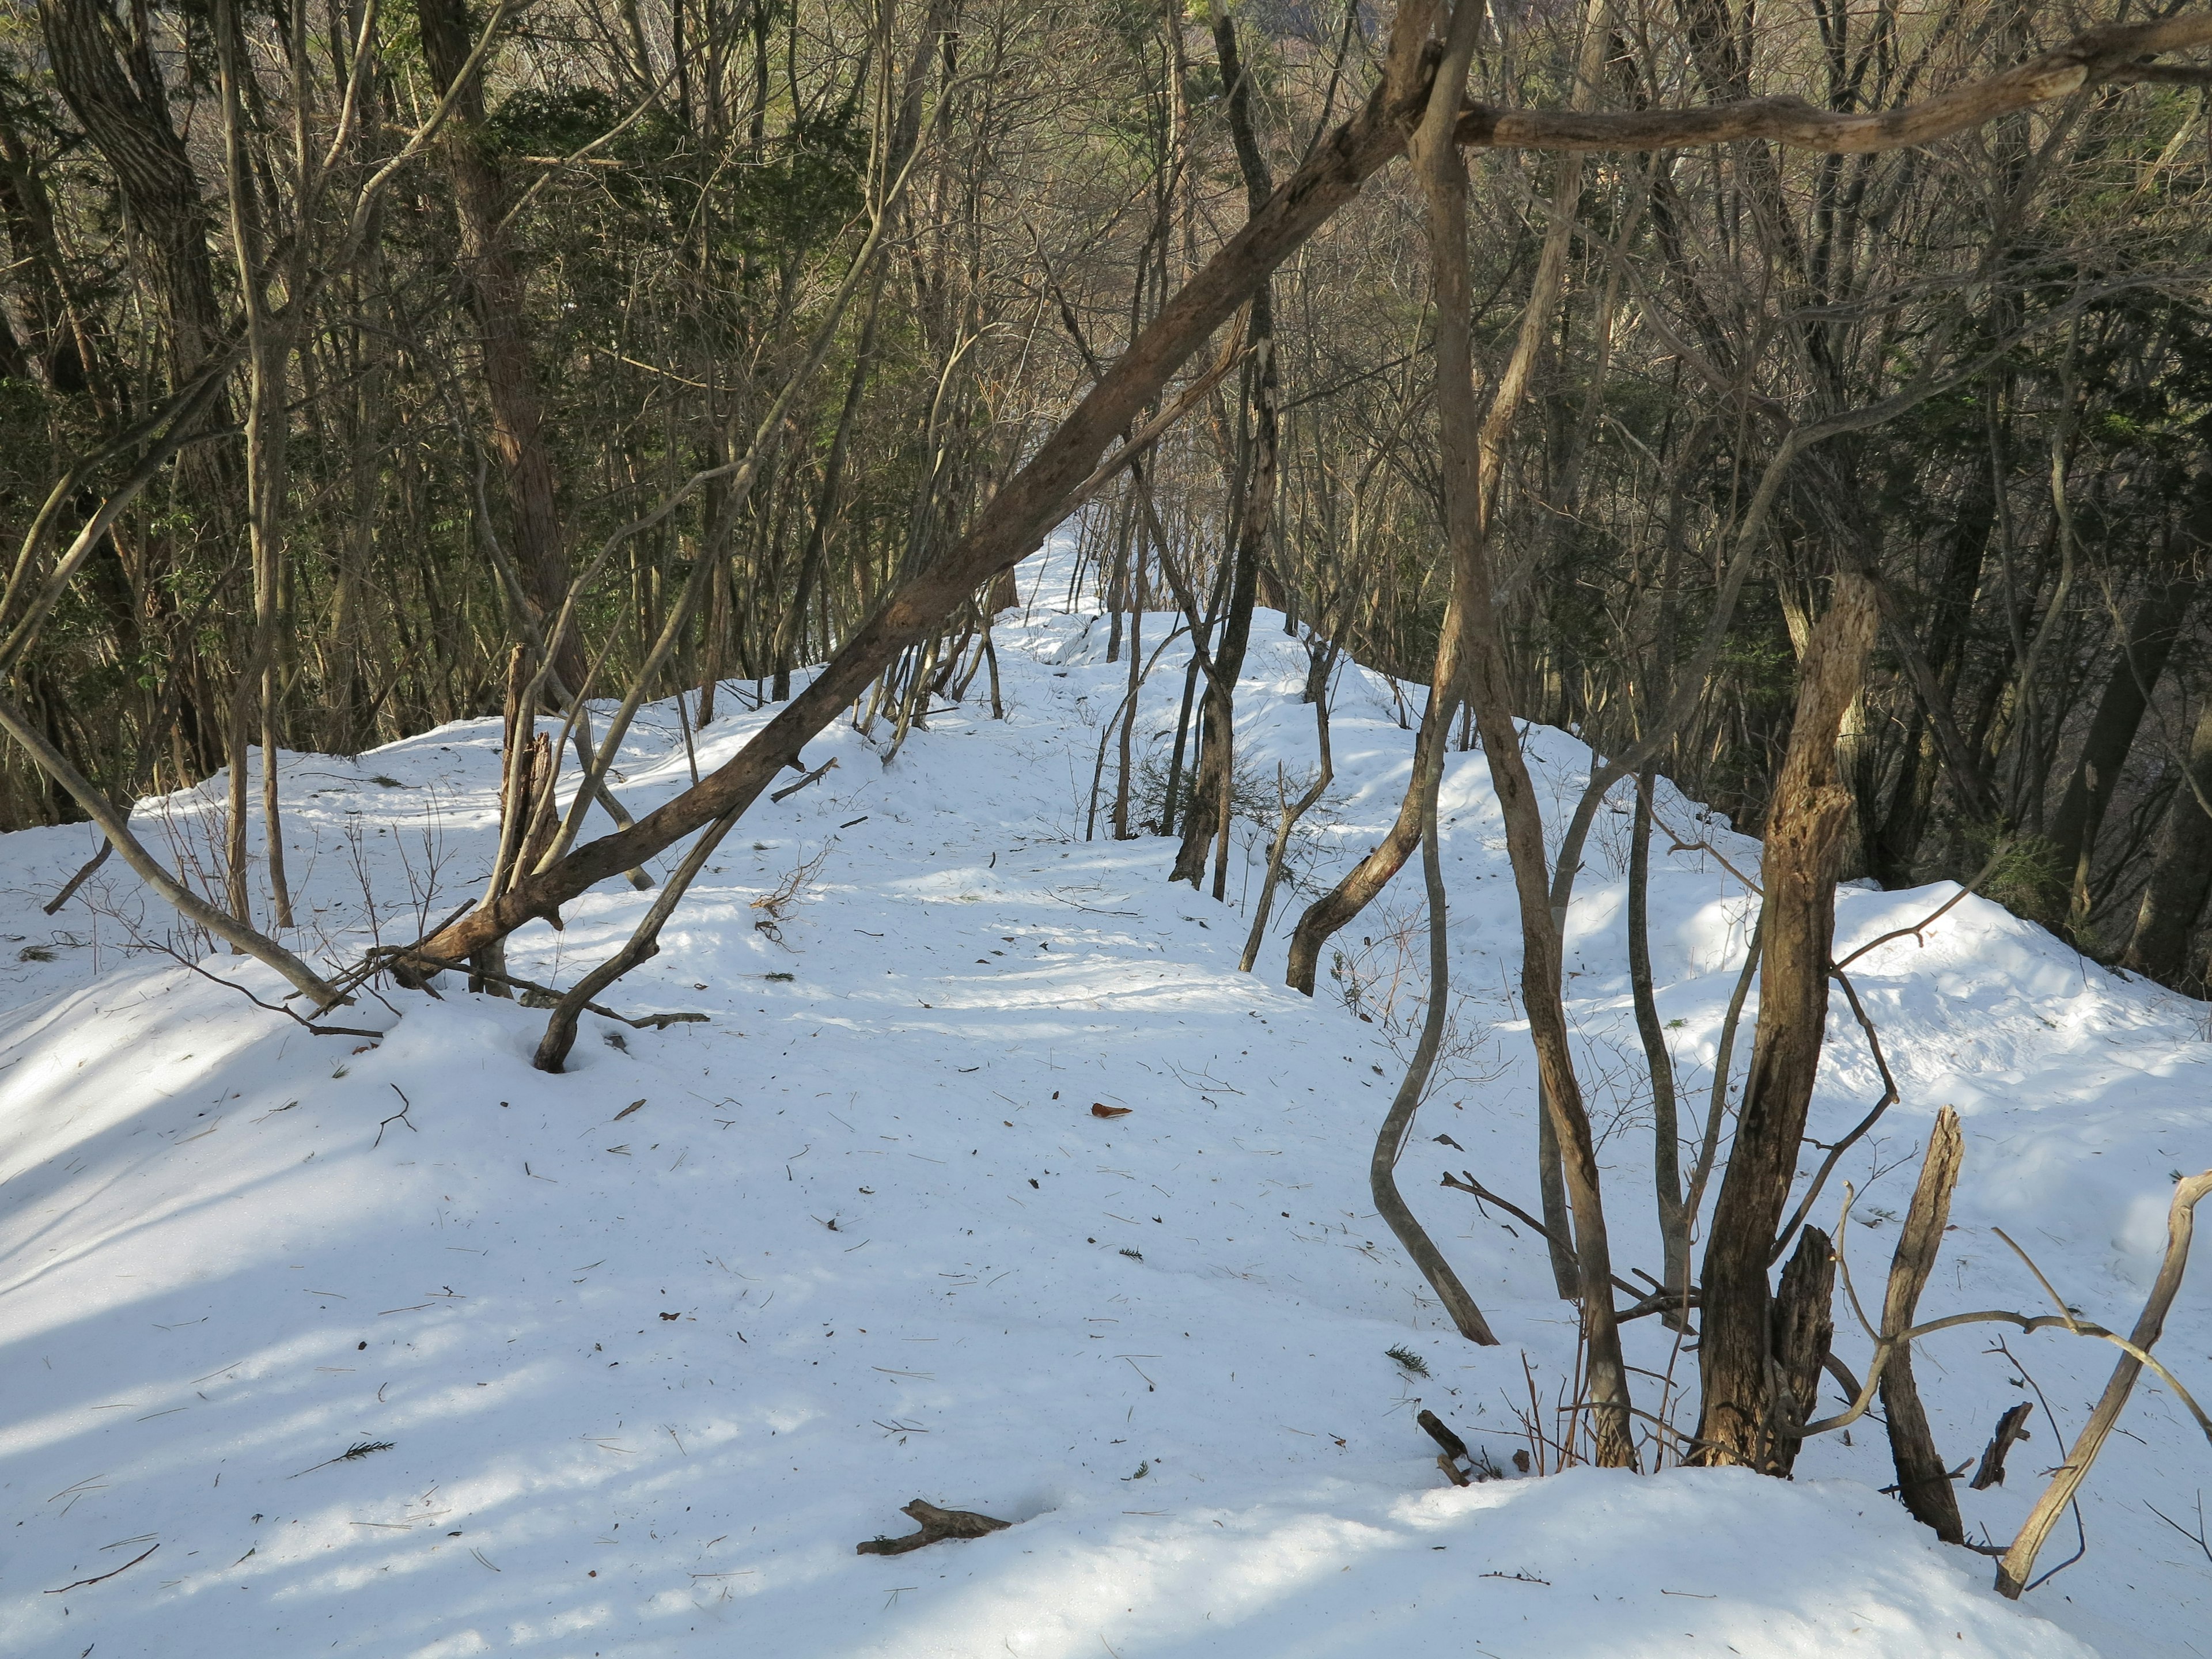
[1090,1104,1131,1119]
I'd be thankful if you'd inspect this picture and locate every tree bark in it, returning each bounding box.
[1878,1107,1965,1543]
[1696,571,1877,1467]
[1769,1224,1835,1476]
[1629,767,1689,1304]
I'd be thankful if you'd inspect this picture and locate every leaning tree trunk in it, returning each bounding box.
[1696,570,1878,1467]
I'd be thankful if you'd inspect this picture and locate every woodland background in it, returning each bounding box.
[5,0,2211,993]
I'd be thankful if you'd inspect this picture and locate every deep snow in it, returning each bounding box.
[0,550,2206,1658]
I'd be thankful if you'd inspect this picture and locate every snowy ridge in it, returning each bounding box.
[0,550,2205,1657]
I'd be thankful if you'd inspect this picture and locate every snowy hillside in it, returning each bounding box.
[1,552,2207,1658]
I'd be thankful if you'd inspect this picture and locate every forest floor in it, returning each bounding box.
[1,550,2208,1658]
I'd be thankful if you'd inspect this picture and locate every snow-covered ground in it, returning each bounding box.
[1,550,2206,1658]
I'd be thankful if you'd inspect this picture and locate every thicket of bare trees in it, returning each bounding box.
[5,0,2211,1593]
[7,1,2212,978]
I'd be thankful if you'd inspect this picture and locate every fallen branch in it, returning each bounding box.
[143,934,385,1038]
[43,837,112,914]
[368,948,707,1030]
[46,1541,157,1593]
[1998,1170,2212,1596]
[855,1499,1011,1556]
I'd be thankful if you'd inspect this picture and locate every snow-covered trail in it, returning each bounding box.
[0,551,2205,1658]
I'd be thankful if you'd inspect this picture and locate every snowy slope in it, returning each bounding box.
[0,550,2205,1658]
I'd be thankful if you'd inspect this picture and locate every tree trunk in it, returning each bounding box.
[2120,697,2212,992]
[1414,0,1637,1463]
[1284,700,1442,993]
[1769,1224,1835,1476]
[1171,12,1277,892]
[1696,570,1877,1467]
[415,0,574,679]
[1878,1107,1965,1543]
[1629,767,1690,1304]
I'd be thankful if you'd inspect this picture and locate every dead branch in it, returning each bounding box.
[43,837,112,914]
[1771,966,1902,1263]
[1998,1170,2212,1597]
[1880,1108,1966,1541]
[1769,1226,1836,1476]
[368,948,708,1031]
[855,1499,1012,1556]
[1419,1407,1471,1463]
[770,755,838,803]
[134,933,385,1038]
[46,1541,157,1593]
[1969,1403,2035,1490]
[1440,1171,1690,1319]
[1831,838,2012,972]
[2144,1494,2212,1566]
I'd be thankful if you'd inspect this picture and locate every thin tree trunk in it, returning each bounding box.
[416,0,574,681]
[2120,697,2212,991]
[2047,530,2203,935]
[1629,767,1688,1304]
[1171,11,1277,891]
[1412,0,1630,1453]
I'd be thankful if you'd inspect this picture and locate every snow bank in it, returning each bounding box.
[0,550,2203,1657]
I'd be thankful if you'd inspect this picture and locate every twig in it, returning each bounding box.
[46,1541,157,1593]
[770,755,839,803]
[1645,798,1763,896]
[374,1086,416,1149]
[287,1440,394,1479]
[1771,967,1899,1262]
[1440,1172,1678,1315]
[1991,1227,2082,1335]
[1832,838,2010,972]
[2144,1493,2212,1566]
[150,941,386,1038]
